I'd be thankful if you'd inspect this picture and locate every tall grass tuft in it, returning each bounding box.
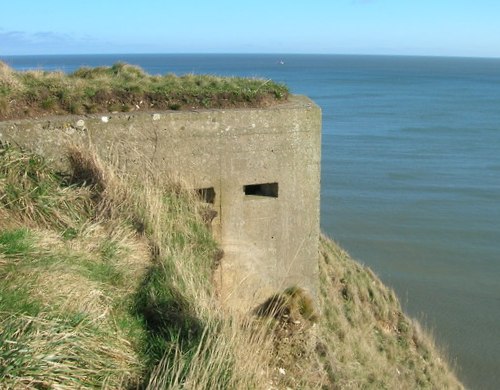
[0,143,93,231]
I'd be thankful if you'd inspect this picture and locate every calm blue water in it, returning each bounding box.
[2,54,500,389]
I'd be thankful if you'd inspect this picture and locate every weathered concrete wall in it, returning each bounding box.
[0,95,321,311]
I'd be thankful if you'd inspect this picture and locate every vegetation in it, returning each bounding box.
[316,236,463,389]
[0,61,289,120]
[0,144,463,389]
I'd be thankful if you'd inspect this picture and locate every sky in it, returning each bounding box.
[1,0,500,57]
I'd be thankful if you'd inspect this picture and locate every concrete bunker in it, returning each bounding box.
[0,95,321,312]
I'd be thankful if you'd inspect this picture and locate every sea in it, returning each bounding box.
[2,53,499,390]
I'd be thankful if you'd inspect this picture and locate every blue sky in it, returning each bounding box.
[1,0,500,57]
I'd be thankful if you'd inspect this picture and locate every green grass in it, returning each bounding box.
[0,228,33,257]
[0,61,289,120]
[0,145,463,389]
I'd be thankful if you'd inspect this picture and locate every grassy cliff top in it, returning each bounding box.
[0,61,289,121]
[0,145,463,389]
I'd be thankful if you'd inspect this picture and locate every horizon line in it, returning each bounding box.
[2,52,500,60]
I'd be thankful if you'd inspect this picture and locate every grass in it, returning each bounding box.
[315,236,463,389]
[0,144,463,389]
[0,228,33,256]
[0,61,289,120]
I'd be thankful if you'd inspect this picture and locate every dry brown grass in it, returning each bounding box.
[146,317,276,389]
[0,61,21,90]
[0,313,143,389]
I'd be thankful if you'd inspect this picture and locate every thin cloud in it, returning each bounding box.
[0,30,27,40]
[32,31,72,43]
[0,30,73,45]
[0,29,114,55]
